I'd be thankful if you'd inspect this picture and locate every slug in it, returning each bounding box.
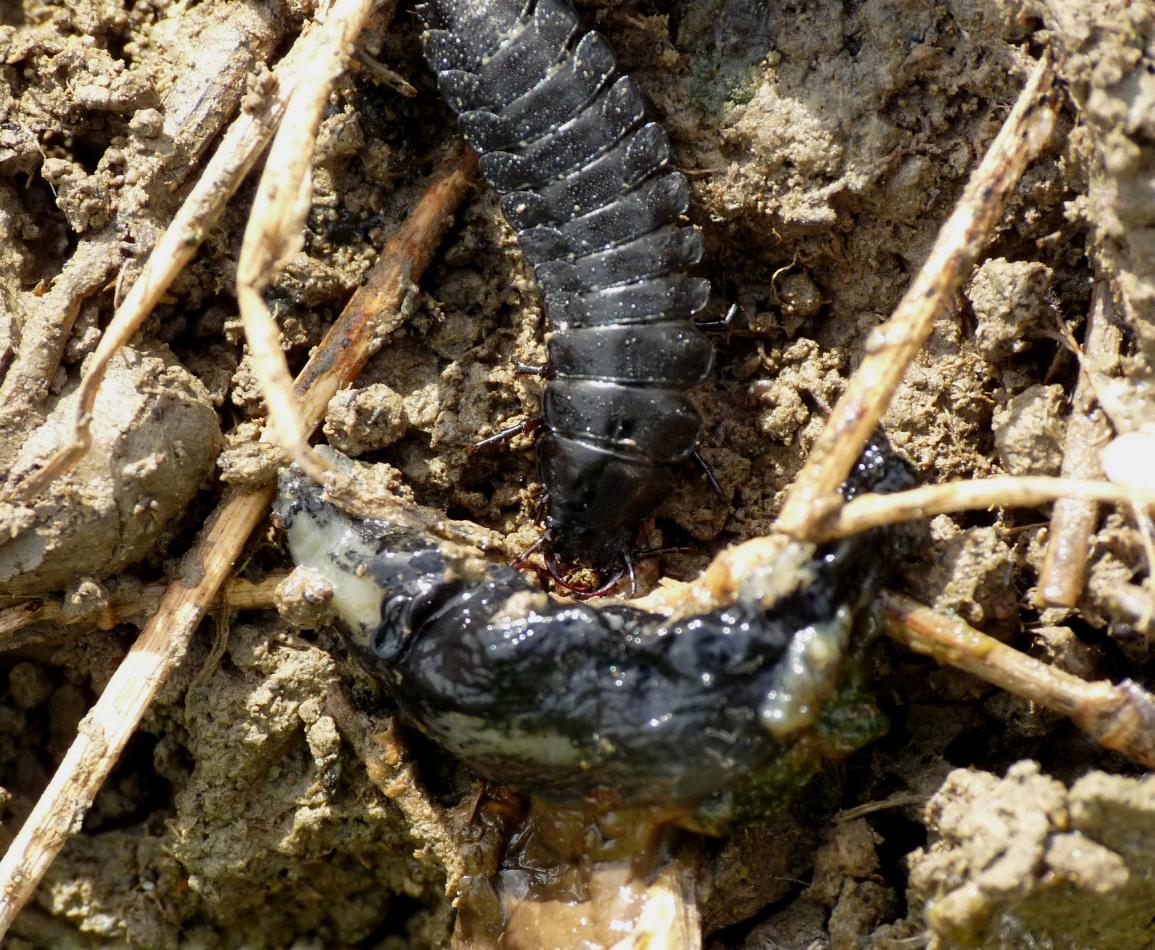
[274,440,917,813]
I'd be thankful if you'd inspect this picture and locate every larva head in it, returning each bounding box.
[536,434,674,593]
[540,522,631,595]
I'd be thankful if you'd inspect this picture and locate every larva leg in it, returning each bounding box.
[691,449,725,501]
[470,414,545,452]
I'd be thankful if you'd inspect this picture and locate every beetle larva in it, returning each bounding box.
[417,0,715,588]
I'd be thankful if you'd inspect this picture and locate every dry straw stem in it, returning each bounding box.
[1104,583,1155,637]
[0,576,286,653]
[1038,280,1119,606]
[324,688,473,892]
[881,590,1155,769]
[236,0,379,484]
[0,6,282,470]
[775,54,1061,537]
[3,7,348,505]
[807,475,1154,541]
[291,145,478,419]
[0,150,477,937]
[0,487,273,937]
[0,237,121,459]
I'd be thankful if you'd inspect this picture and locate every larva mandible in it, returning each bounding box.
[416,0,715,589]
[275,441,917,814]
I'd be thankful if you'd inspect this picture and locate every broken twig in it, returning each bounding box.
[4,8,341,503]
[775,54,1060,537]
[881,590,1155,768]
[1038,280,1119,606]
[236,0,379,482]
[810,475,1153,541]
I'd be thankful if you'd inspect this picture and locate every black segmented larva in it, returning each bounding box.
[275,441,918,813]
[417,0,715,588]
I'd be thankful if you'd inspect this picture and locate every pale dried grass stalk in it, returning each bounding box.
[881,590,1155,768]
[1038,280,1120,606]
[5,2,367,503]
[775,55,1061,537]
[236,0,380,482]
[813,475,1153,541]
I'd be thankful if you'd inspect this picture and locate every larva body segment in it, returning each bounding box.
[418,0,715,575]
[547,324,714,384]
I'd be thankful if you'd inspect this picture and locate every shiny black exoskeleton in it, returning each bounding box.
[417,0,715,582]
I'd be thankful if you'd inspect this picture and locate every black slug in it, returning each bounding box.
[275,441,917,813]
[417,0,715,587]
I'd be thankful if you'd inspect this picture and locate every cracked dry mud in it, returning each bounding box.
[2,0,1154,947]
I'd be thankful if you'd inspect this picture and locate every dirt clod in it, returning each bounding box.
[992,383,1066,476]
[900,764,1155,950]
[0,346,220,595]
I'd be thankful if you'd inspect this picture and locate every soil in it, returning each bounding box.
[2,0,1154,947]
